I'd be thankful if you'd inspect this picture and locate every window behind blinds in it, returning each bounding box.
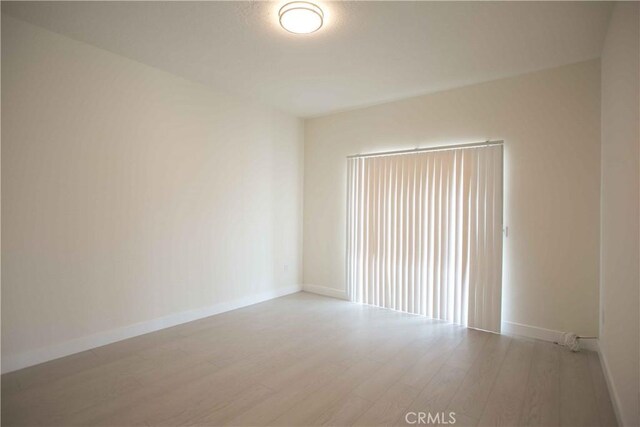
[346,143,503,332]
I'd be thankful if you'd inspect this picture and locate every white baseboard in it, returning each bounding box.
[502,321,623,424]
[303,284,348,300]
[1,285,302,374]
[501,321,599,351]
[596,344,624,426]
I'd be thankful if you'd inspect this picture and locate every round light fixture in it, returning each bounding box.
[279,2,324,34]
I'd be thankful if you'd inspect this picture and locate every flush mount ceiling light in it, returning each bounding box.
[279,2,324,34]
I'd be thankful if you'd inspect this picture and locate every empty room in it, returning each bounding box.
[1,1,638,426]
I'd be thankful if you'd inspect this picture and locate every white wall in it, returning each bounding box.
[599,3,640,426]
[1,16,304,372]
[304,60,601,338]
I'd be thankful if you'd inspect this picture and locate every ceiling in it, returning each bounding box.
[3,1,613,117]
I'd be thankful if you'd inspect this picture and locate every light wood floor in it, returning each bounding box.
[2,292,617,427]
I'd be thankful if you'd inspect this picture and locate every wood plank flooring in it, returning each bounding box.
[1,292,618,426]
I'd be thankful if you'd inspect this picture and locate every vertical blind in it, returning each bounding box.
[346,144,503,332]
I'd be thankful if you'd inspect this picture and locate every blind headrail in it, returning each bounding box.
[347,140,503,159]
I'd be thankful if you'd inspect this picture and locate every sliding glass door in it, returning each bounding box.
[346,143,503,332]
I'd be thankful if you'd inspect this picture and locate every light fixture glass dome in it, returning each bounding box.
[279,2,324,34]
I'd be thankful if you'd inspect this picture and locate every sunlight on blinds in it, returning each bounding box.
[346,144,503,332]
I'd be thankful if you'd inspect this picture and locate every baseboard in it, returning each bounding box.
[501,321,599,351]
[1,284,302,374]
[504,321,622,424]
[303,284,348,300]
[597,345,625,426]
